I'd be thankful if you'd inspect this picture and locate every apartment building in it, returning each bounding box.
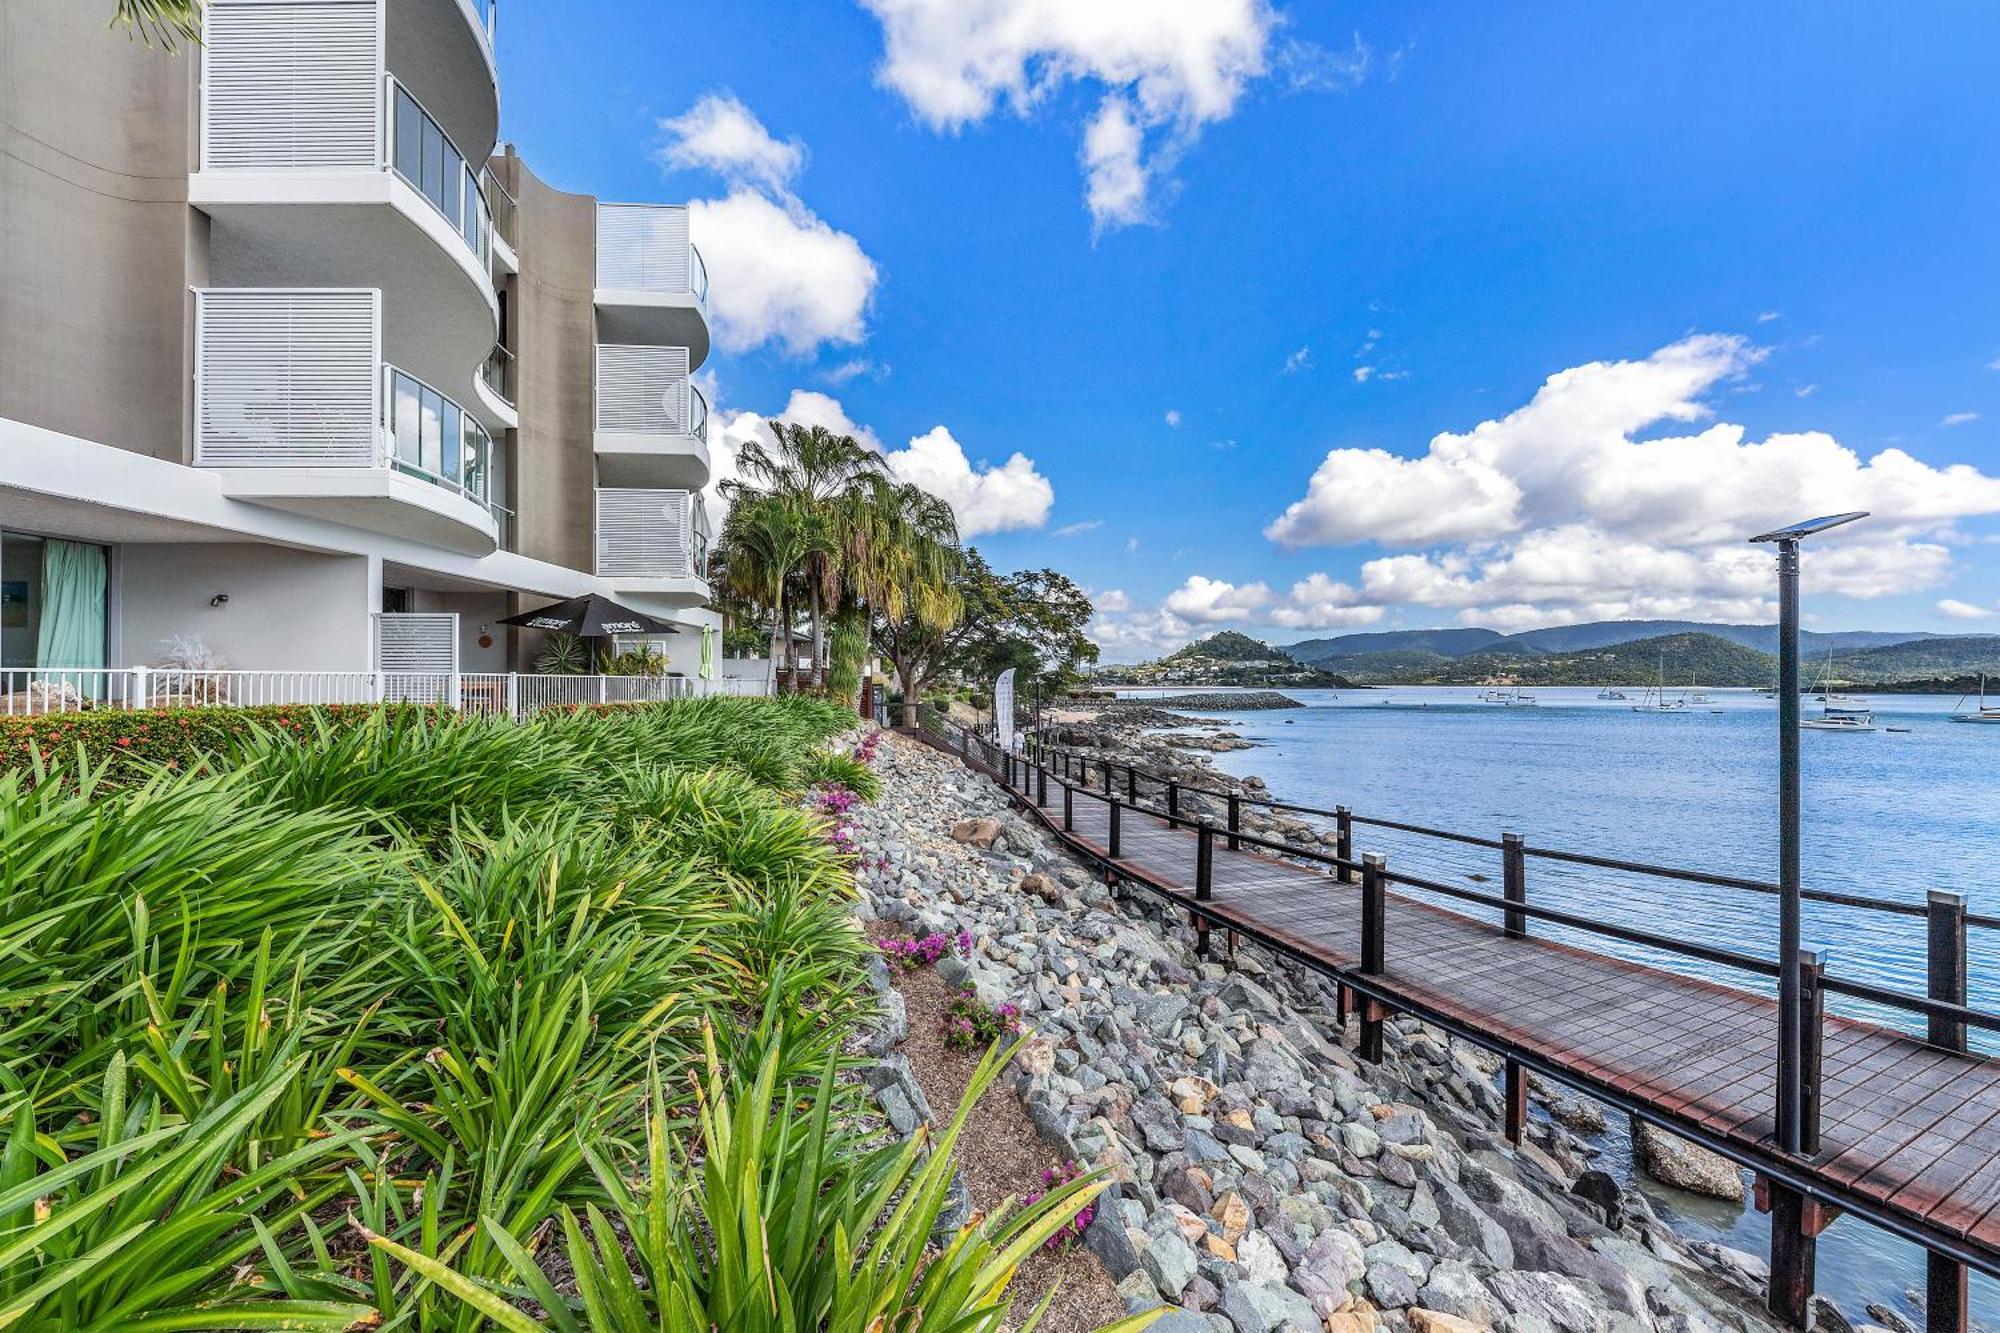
[0,0,719,690]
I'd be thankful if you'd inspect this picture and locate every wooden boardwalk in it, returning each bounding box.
[968,748,2000,1286]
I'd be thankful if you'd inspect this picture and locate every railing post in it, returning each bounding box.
[1924,892,1970,1333]
[1194,824,1214,959]
[1063,782,1073,832]
[1227,794,1240,851]
[1108,798,1122,859]
[1336,807,1355,883]
[1927,890,1968,1052]
[1037,762,1048,808]
[506,672,519,721]
[1126,764,1137,805]
[1504,1059,1527,1145]
[129,665,148,711]
[1359,852,1387,1062]
[1502,832,1527,939]
[1167,780,1179,822]
[373,670,386,705]
[1102,760,1112,798]
[1798,948,1824,1157]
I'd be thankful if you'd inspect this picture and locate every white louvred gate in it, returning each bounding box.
[596,204,691,292]
[201,0,384,171]
[194,289,380,468]
[373,612,458,706]
[595,345,695,435]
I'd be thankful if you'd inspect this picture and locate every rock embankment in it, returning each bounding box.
[1105,691,1306,713]
[853,731,1795,1333]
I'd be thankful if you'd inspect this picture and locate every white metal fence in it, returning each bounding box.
[0,669,768,719]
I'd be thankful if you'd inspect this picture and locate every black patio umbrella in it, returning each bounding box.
[500,594,680,637]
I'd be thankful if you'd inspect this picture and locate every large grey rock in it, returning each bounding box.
[1219,1280,1321,1333]
[1086,1208,1144,1279]
[1141,1215,1199,1297]
[1432,1178,1515,1269]
[1290,1228,1365,1315]
[1490,1271,1610,1333]
[1631,1121,1745,1202]
[1418,1260,1501,1325]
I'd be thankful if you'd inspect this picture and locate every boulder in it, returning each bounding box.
[1631,1121,1745,1202]
[950,817,1003,848]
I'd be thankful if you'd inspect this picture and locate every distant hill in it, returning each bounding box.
[1836,636,2000,683]
[1307,648,1458,679]
[1163,631,1288,663]
[1286,620,1950,663]
[1287,628,1501,663]
[1439,631,1778,688]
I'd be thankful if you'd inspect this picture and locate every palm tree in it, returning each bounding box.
[725,424,885,687]
[112,0,203,50]
[713,494,828,693]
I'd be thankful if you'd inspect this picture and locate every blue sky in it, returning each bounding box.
[497,2,2000,660]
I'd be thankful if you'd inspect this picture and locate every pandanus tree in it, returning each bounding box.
[112,0,203,50]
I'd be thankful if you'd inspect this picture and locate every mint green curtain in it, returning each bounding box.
[699,625,715,680]
[36,539,107,669]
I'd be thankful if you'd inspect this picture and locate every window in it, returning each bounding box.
[1,533,45,669]
[0,533,107,671]
[393,373,422,468]
[419,383,443,478]
[393,86,422,188]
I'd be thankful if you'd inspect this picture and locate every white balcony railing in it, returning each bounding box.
[596,345,707,441]
[596,203,708,305]
[595,488,709,580]
[0,669,765,719]
[194,289,501,528]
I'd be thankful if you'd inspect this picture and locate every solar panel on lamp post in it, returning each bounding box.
[1748,510,1867,1155]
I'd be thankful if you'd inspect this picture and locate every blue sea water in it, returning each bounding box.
[1116,685,2000,1322]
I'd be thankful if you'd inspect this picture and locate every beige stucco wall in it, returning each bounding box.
[0,1,198,461]
[497,150,598,577]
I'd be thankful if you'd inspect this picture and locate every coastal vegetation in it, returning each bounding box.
[1112,624,2000,690]
[0,698,1109,1329]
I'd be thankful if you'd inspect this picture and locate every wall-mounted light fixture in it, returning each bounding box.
[209,593,230,608]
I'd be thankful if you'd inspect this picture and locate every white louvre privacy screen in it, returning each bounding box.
[373,612,458,705]
[596,204,692,292]
[596,489,700,578]
[201,0,383,170]
[596,345,697,435]
[195,289,381,468]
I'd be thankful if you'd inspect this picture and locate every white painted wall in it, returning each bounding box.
[116,543,374,669]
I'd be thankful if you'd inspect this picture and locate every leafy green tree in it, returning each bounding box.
[956,565,1100,696]
[112,0,202,50]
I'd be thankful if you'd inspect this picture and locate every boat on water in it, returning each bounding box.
[1807,648,1871,713]
[1802,703,1876,732]
[1631,654,1689,712]
[1951,674,2000,724]
[1480,686,1538,706]
[1596,688,1628,701]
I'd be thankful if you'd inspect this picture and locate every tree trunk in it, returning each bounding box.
[808,586,825,691]
[899,665,921,728]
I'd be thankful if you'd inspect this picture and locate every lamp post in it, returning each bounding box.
[1748,511,1866,1155]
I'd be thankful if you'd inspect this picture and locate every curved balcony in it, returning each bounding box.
[473,342,518,431]
[595,203,711,368]
[193,289,502,554]
[595,488,710,608]
[593,344,710,489]
[193,3,498,408]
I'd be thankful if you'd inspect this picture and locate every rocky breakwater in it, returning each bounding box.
[853,731,1797,1333]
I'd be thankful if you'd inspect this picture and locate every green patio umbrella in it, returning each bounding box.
[699,624,716,680]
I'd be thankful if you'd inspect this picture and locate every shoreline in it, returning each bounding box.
[1021,702,1944,1333]
[858,726,1815,1333]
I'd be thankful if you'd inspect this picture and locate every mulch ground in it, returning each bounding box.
[885,951,1129,1333]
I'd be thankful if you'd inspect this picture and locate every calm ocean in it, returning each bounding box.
[1117,684,2000,1320]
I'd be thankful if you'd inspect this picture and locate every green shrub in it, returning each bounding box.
[798,746,882,800]
[0,703,420,784]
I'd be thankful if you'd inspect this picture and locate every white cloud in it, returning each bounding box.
[1089,604,1195,660]
[764,391,1051,537]
[1938,598,1996,620]
[1284,346,1312,375]
[1757,310,1782,323]
[1262,332,2000,626]
[1126,536,1141,553]
[1268,573,1384,629]
[1943,411,1980,427]
[1352,365,1374,383]
[657,94,804,194]
[858,0,1286,230]
[1165,409,1183,427]
[1988,357,2000,372]
[822,358,887,386]
[1162,575,1273,623]
[1053,519,1104,537]
[1796,385,1818,398]
[1094,588,1132,613]
[688,192,878,357]
[660,94,880,358]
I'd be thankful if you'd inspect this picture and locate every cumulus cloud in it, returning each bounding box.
[657,93,804,193]
[750,391,1052,538]
[1163,575,1274,623]
[1943,411,1981,427]
[1352,366,1374,384]
[1267,573,1384,629]
[1939,598,1996,620]
[1284,346,1312,375]
[1261,333,2000,625]
[858,0,1289,230]
[661,96,880,357]
[1165,409,1182,427]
